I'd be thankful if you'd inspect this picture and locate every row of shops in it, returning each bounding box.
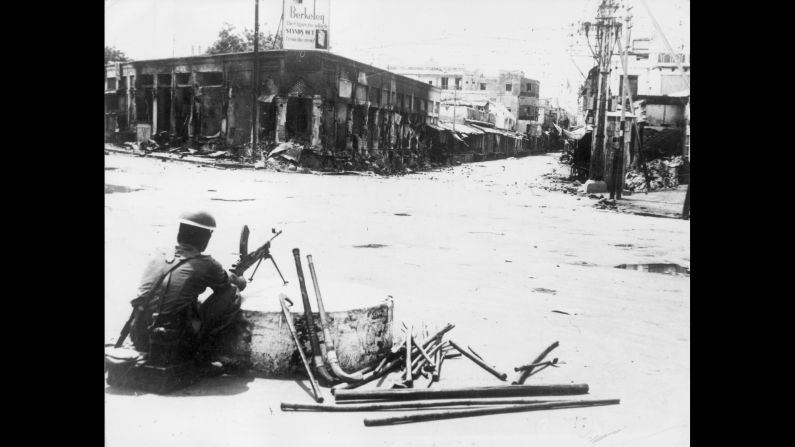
[104,49,548,169]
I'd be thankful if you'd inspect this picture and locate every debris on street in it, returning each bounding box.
[624,156,687,192]
[274,316,618,426]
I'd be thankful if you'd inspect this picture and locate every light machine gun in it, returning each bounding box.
[230,225,288,285]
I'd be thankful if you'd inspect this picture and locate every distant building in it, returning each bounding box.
[388,65,540,132]
[579,37,690,128]
[577,36,690,163]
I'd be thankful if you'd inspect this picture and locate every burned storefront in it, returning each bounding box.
[104,50,441,170]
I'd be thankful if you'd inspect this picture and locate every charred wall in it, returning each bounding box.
[105,50,441,166]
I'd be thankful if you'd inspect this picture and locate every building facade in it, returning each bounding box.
[579,37,690,128]
[104,50,442,165]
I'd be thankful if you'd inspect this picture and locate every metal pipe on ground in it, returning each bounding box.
[282,398,560,412]
[362,399,620,426]
[448,340,508,381]
[334,384,589,402]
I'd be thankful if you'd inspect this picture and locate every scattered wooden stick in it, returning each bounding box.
[362,399,620,426]
[404,324,413,387]
[413,336,437,371]
[373,356,388,375]
[514,358,558,372]
[282,398,560,412]
[514,341,559,385]
[448,340,508,381]
[524,362,555,378]
[332,324,454,394]
[428,348,443,388]
[334,384,589,402]
[412,341,445,379]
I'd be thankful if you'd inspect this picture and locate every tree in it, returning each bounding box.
[206,22,278,55]
[105,46,131,64]
[242,27,278,50]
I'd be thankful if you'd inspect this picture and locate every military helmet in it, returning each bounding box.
[178,210,216,231]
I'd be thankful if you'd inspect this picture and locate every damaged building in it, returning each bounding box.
[578,38,690,161]
[388,65,541,133]
[104,50,443,169]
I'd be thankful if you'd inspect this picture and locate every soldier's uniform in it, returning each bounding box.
[129,212,244,366]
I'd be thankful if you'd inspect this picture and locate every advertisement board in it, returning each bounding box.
[283,0,330,50]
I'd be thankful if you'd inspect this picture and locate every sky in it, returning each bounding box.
[105,0,689,112]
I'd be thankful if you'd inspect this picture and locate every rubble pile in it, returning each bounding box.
[625,156,686,192]
[594,197,618,210]
[537,173,582,195]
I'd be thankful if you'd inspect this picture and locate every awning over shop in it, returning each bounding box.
[667,89,690,98]
[437,121,484,135]
[468,123,522,138]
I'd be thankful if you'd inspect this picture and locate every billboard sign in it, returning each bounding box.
[283,0,329,50]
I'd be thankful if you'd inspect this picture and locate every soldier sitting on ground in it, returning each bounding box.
[129,210,248,375]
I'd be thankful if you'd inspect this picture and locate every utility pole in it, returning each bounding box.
[582,0,621,183]
[612,6,633,200]
[252,0,260,158]
[452,84,457,133]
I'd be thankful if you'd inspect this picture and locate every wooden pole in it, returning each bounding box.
[252,0,259,153]
[363,399,620,426]
[514,359,557,371]
[432,347,442,381]
[411,340,445,379]
[413,335,436,370]
[448,340,507,381]
[681,183,690,219]
[334,384,589,402]
[514,341,559,385]
[282,398,560,412]
[404,324,413,387]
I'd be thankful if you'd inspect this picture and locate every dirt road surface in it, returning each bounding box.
[105,153,689,447]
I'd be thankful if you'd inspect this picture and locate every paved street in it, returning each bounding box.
[105,153,689,447]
